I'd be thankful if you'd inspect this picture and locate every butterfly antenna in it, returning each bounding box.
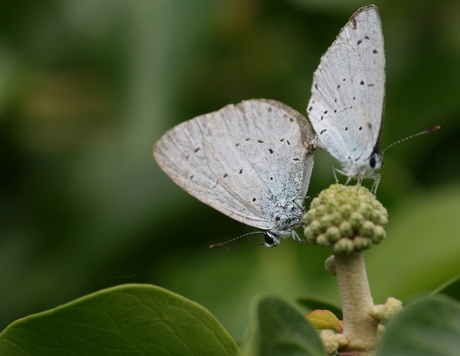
[305,192,320,200]
[209,231,263,251]
[381,126,440,155]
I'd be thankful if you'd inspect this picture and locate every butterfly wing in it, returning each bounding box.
[153,112,270,228]
[307,5,385,175]
[203,99,315,229]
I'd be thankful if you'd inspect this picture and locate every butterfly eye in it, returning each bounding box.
[369,155,376,168]
[264,234,275,245]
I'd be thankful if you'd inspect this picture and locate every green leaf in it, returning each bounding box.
[297,295,343,319]
[0,284,241,356]
[242,295,325,356]
[376,295,460,356]
[431,275,460,301]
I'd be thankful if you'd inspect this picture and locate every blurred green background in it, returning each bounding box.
[1,0,459,342]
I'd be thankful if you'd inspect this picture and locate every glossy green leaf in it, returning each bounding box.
[376,295,460,356]
[242,295,325,356]
[0,284,240,356]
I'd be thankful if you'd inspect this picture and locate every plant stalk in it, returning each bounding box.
[335,250,379,354]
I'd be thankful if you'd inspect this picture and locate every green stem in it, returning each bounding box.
[335,251,379,354]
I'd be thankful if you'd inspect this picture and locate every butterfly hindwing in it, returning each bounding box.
[204,99,315,225]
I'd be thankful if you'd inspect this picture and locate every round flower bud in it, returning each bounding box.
[303,226,315,243]
[302,184,388,254]
[372,225,386,244]
[320,215,333,230]
[350,212,365,230]
[303,209,316,225]
[359,221,375,238]
[340,204,353,219]
[317,234,331,247]
[339,220,353,237]
[326,226,341,243]
[334,238,355,254]
[309,219,322,235]
[353,236,372,250]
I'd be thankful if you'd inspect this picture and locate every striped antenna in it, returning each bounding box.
[209,231,263,251]
[381,126,440,155]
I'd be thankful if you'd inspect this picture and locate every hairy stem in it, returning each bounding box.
[335,251,379,354]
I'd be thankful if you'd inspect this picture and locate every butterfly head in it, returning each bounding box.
[369,152,384,172]
[263,232,280,247]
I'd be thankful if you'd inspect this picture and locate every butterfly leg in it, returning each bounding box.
[332,167,341,183]
[292,230,308,244]
[344,176,353,187]
[370,173,381,195]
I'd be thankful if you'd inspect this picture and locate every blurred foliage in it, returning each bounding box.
[0,0,459,343]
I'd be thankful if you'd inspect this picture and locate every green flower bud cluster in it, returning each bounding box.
[303,184,388,254]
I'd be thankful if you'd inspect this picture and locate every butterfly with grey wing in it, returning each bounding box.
[307,5,386,193]
[154,99,315,248]
[307,5,439,194]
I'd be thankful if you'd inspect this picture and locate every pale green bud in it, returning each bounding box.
[302,184,389,254]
